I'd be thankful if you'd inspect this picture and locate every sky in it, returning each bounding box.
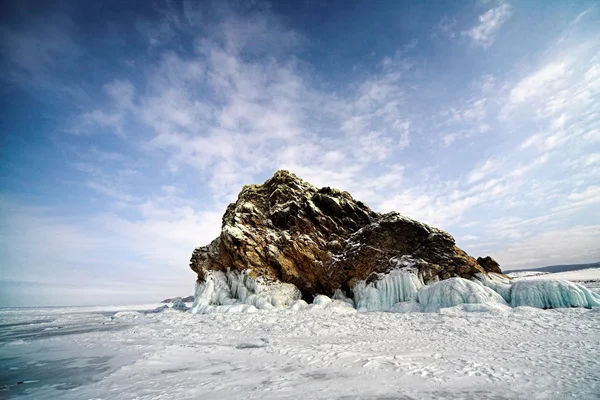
[1,0,599,307]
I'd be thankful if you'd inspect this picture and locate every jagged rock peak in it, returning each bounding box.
[190,170,494,302]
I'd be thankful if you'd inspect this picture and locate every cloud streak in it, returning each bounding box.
[463,3,512,47]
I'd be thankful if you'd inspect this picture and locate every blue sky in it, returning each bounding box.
[1,0,599,307]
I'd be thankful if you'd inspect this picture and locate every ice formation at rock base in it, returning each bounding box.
[190,262,600,314]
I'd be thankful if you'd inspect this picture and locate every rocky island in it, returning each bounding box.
[188,170,599,313]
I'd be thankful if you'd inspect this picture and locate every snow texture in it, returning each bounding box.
[2,303,599,399]
[515,268,600,282]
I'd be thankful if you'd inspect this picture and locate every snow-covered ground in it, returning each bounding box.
[1,302,600,399]
[513,268,600,282]
[506,271,551,278]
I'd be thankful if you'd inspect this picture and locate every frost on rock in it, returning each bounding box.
[190,270,301,314]
[353,256,424,311]
[416,277,509,312]
[509,279,600,309]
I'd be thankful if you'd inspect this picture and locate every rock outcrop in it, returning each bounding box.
[161,295,194,304]
[190,170,499,303]
[477,256,502,274]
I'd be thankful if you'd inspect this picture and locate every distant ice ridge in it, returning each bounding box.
[190,270,301,314]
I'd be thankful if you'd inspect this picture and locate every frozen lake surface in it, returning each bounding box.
[1,301,600,399]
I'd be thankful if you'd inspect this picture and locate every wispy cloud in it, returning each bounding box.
[463,3,512,47]
[2,0,600,306]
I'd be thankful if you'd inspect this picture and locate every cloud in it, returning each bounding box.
[0,197,222,307]
[507,61,570,106]
[467,158,502,184]
[75,6,416,204]
[573,5,595,25]
[2,0,600,305]
[495,225,600,269]
[463,3,512,47]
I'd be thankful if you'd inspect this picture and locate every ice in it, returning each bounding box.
[473,272,513,303]
[288,299,308,310]
[191,269,301,314]
[150,305,169,313]
[389,300,423,313]
[191,260,598,315]
[111,311,142,320]
[353,257,424,311]
[351,262,598,312]
[416,277,509,312]
[171,299,188,311]
[331,288,355,307]
[306,297,356,313]
[509,279,600,309]
[475,273,600,309]
[312,294,332,306]
[191,304,258,314]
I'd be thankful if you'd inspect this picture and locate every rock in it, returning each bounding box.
[477,256,502,274]
[161,295,194,304]
[190,170,489,303]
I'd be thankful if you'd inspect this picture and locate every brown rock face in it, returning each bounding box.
[190,170,488,301]
[477,256,503,274]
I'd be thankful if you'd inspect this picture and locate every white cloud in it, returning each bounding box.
[73,9,417,204]
[495,225,600,269]
[507,61,570,106]
[0,197,222,306]
[467,158,502,184]
[573,5,595,24]
[3,1,600,306]
[463,3,513,47]
[552,186,600,212]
